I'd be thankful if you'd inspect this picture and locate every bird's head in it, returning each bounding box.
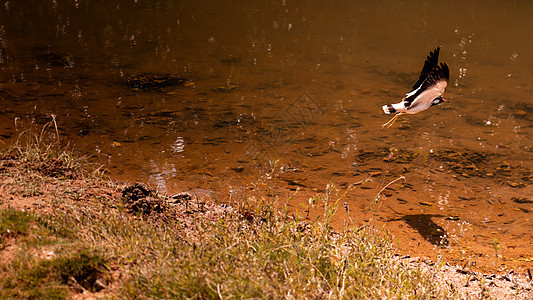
[430,96,447,107]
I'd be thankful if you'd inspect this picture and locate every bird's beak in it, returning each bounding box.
[442,98,448,102]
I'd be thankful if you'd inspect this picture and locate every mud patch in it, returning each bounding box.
[121,183,168,216]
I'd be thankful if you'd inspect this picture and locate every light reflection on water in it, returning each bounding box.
[1,0,533,271]
[171,136,185,154]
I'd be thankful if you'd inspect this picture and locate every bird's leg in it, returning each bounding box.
[381,112,406,129]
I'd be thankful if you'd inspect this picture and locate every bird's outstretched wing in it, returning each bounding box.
[404,63,450,111]
[402,47,442,108]
[420,62,449,91]
[411,47,441,90]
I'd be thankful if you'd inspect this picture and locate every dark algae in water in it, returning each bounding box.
[127,73,186,91]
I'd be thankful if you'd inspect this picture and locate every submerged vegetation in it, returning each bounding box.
[0,133,456,299]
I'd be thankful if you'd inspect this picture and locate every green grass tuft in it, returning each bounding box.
[0,208,109,299]
[2,248,107,299]
[0,209,34,239]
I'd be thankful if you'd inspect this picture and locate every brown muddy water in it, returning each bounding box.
[1,0,533,272]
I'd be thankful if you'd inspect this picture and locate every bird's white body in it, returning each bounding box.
[383,79,448,114]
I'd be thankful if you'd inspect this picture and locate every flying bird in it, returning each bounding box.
[382,47,450,129]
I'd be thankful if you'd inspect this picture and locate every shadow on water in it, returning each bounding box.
[388,214,449,247]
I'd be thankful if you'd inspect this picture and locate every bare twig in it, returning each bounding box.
[51,114,60,144]
[375,176,406,207]
[368,176,406,227]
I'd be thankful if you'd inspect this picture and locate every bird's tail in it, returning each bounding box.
[382,104,396,114]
